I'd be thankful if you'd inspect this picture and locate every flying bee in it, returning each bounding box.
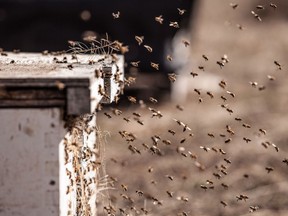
[237,24,244,30]
[200,185,208,190]
[282,158,288,165]
[259,128,266,135]
[135,35,144,45]
[112,11,120,19]
[235,117,242,121]
[136,190,144,196]
[55,81,65,90]
[251,10,262,21]
[249,81,258,87]
[121,184,128,191]
[226,108,233,114]
[219,80,227,89]
[213,172,222,179]
[243,137,252,143]
[200,146,210,152]
[104,112,112,118]
[265,167,274,173]
[133,112,141,117]
[144,45,153,52]
[267,75,275,81]
[127,96,137,103]
[149,97,158,103]
[256,5,265,10]
[220,95,227,102]
[198,66,204,71]
[274,60,282,70]
[225,138,232,144]
[177,8,186,15]
[202,54,209,61]
[162,139,171,145]
[211,147,218,153]
[230,3,238,9]
[271,143,279,152]
[249,206,260,213]
[198,97,203,103]
[168,73,177,82]
[207,91,214,99]
[130,61,140,67]
[123,117,130,123]
[224,158,231,164]
[151,62,159,70]
[155,15,164,24]
[166,191,173,198]
[220,200,228,207]
[226,90,235,97]
[169,21,179,28]
[166,55,173,61]
[219,148,226,155]
[242,123,251,128]
[182,39,190,47]
[168,129,176,135]
[208,133,215,138]
[176,104,184,111]
[217,61,225,68]
[194,88,201,95]
[190,71,198,77]
[258,85,266,91]
[270,3,277,9]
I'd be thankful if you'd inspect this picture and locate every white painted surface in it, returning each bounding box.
[0,108,66,216]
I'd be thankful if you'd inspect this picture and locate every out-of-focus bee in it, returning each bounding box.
[235,117,242,121]
[226,108,233,114]
[217,61,225,68]
[198,66,204,71]
[242,123,251,128]
[249,206,260,213]
[168,73,177,82]
[123,117,130,123]
[200,146,210,152]
[190,71,198,77]
[208,133,215,138]
[166,175,174,181]
[226,90,235,98]
[182,39,190,47]
[168,129,176,135]
[127,96,137,104]
[251,10,262,21]
[177,8,186,15]
[220,200,228,207]
[224,158,231,164]
[144,45,153,52]
[256,5,265,10]
[149,97,158,103]
[219,80,227,89]
[166,191,173,198]
[258,85,266,91]
[202,54,209,61]
[135,36,144,45]
[194,88,201,95]
[176,104,184,111]
[243,137,251,143]
[104,112,112,118]
[166,55,173,61]
[236,194,249,201]
[112,11,120,19]
[259,128,266,135]
[121,184,128,191]
[169,21,179,28]
[237,24,244,30]
[274,60,281,70]
[250,81,258,87]
[225,138,232,144]
[267,75,275,81]
[151,62,159,70]
[155,15,164,24]
[130,61,140,67]
[207,91,214,99]
[213,173,222,179]
[230,3,238,9]
[265,167,274,173]
[270,3,277,9]
[282,158,288,165]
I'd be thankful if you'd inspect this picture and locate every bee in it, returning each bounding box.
[200,146,210,152]
[225,138,232,144]
[220,200,228,207]
[144,45,153,52]
[104,112,112,118]
[166,55,173,61]
[198,66,204,71]
[136,190,144,196]
[166,175,174,181]
[282,158,288,165]
[149,97,158,103]
[123,117,130,123]
[194,88,201,95]
[169,21,179,28]
[249,81,258,87]
[155,15,164,24]
[182,39,190,47]
[235,117,242,121]
[208,133,215,138]
[211,147,218,153]
[176,104,184,111]
[274,60,281,70]
[130,61,140,67]
[251,10,262,21]
[162,139,171,145]
[112,11,120,19]
[177,8,186,15]
[213,173,222,179]
[202,54,209,61]
[221,169,227,175]
[249,206,260,213]
[236,24,244,30]
[190,71,198,77]
[136,119,144,125]
[168,73,177,82]
[272,143,279,152]
[219,80,227,89]
[226,108,233,114]
[135,35,144,45]
[166,191,173,198]
[151,62,159,70]
[256,5,265,10]
[230,3,238,9]
[207,91,214,99]
[127,96,137,103]
[236,194,249,201]
[226,90,235,98]
[168,129,176,135]
[261,142,268,148]
[206,180,214,185]
[267,75,275,81]
[55,81,65,90]
[94,69,102,78]
[217,61,225,68]
[10,60,15,64]
[121,184,128,191]
[200,185,208,190]
[243,137,252,143]
[270,3,277,9]
[221,95,227,102]
[133,112,141,117]
[142,143,149,150]
[265,167,274,173]
[259,128,266,135]
[221,183,229,190]
[242,123,251,128]
[224,158,231,164]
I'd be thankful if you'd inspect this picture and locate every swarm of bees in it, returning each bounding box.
[59,1,286,216]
